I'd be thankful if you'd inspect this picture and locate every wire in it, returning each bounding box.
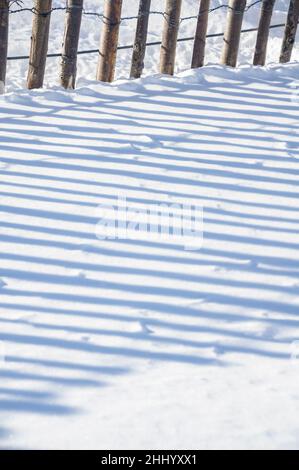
[7,21,292,62]
[4,0,263,23]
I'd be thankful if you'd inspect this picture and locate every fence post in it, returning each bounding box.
[160,0,182,75]
[221,0,247,67]
[279,0,299,63]
[60,0,83,89]
[130,0,151,79]
[96,0,123,83]
[191,0,210,69]
[253,0,275,66]
[0,0,9,93]
[27,0,52,89]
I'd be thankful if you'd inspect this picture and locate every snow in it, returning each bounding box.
[0,0,299,451]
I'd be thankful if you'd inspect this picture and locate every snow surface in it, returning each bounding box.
[0,0,299,451]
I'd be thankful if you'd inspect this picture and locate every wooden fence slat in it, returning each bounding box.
[0,0,9,93]
[130,0,151,79]
[253,0,276,66]
[221,0,247,67]
[191,0,210,69]
[279,0,299,63]
[27,0,52,89]
[160,0,182,75]
[60,0,83,89]
[96,0,123,83]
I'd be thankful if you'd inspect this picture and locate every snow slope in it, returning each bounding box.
[0,62,299,449]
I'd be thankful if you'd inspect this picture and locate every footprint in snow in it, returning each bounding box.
[261,311,270,318]
[81,335,91,343]
[0,162,9,170]
[286,141,299,150]
[131,319,154,335]
[245,259,258,269]
[285,141,299,158]
[258,326,279,340]
[213,345,226,356]
[72,244,92,252]
[187,298,207,307]
[77,271,86,279]
[138,320,154,335]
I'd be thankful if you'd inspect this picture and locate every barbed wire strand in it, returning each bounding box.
[3,0,264,24]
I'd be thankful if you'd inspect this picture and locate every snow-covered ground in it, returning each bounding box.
[1,0,299,451]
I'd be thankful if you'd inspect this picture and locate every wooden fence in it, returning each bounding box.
[0,0,299,92]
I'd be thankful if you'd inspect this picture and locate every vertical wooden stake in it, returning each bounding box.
[60,0,83,89]
[253,0,275,66]
[27,0,52,90]
[0,0,9,93]
[130,0,151,79]
[191,0,210,69]
[160,0,182,75]
[221,0,247,67]
[280,0,299,63]
[96,0,123,83]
